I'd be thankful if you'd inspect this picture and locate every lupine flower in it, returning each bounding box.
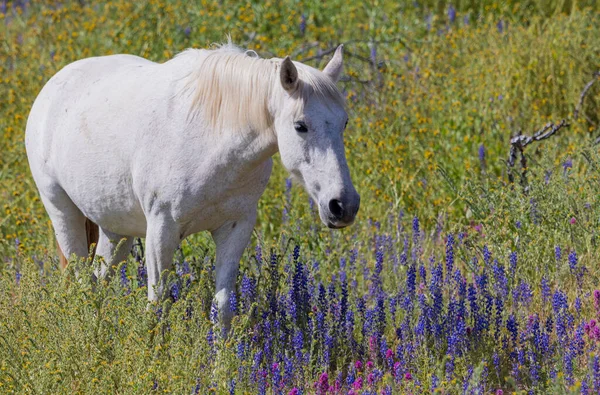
[412,216,420,242]
[299,14,306,35]
[445,234,454,278]
[241,274,255,312]
[448,5,456,23]
[593,355,600,391]
[507,314,518,342]
[446,355,455,379]
[541,276,551,303]
[169,281,179,301]
[594,290,600,313]
[257,369,267,395]
[316,372,329,394]
[568,250,578,271]
[497,20,504,33]
[370,44,377,65]
[209,301,218,323]
[483,245,491,266]
[137,261,147,287]
[479,143,486,169]
[229,291,238,315]
[509,251,517,277]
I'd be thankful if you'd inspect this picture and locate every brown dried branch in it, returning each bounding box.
[507,120,570,187]
[574,71,600,121]
[298,46,340,63]
[296,36,411,63]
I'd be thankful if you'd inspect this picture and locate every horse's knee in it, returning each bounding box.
[215,288,234,335]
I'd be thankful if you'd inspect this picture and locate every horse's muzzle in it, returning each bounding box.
[322,192,360,228]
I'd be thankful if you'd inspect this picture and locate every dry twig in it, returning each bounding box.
[574,70,600,122]
[507,119,570,187]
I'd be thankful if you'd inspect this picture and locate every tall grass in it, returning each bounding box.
[1,0,600,393]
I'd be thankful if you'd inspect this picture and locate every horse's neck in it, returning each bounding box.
[206,126,278,176]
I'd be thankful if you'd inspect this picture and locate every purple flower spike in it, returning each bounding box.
[448,5,456,23]
[316,372,329,394]
[478,143,486,169]
[300,14,307,36]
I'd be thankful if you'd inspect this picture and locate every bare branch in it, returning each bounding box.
[296,36,411,63]
[291,42,320,58]
[509,119,570,149]
[507,120,570,188]
[574,70,600,121]
[298,46,339,63]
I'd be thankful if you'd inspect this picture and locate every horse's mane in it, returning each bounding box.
[183,42,345,133]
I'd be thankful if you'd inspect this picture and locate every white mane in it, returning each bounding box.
[184,43,345,133]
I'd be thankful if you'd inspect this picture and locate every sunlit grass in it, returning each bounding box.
[1,1,600,393]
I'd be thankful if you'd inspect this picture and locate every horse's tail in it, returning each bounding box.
[58,218,99,269]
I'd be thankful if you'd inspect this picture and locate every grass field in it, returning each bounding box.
[2,0,600,393]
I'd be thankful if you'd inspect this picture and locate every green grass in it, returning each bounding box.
[1,0,600,393]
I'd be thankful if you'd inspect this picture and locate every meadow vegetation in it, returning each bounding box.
[1,0,600,393]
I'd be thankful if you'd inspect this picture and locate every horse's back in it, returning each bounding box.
[26,54,155,166]
[26,54,161,235]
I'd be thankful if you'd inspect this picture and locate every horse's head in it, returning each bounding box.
[272,46,360,228]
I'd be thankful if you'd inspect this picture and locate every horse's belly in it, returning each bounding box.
[62,167,147,237]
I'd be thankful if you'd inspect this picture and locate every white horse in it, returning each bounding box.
[25,43,360,328]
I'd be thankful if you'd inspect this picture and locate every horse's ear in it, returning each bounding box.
[280,56,299,92]
[323,44,343,83]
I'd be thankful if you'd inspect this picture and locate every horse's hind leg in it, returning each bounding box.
[38,185,89,268]
[58,218,99,268]
[94,227,133,280]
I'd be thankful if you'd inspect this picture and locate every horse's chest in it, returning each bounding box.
[174,159,272,235]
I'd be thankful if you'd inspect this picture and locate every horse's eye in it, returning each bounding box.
[294,121,308,133]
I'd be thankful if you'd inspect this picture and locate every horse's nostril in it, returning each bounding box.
[328,199,344,220]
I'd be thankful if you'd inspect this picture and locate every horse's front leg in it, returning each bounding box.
[145,216,180,302]
[211,213,256,334]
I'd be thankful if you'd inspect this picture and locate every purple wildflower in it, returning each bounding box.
[316,372,329,394]
[448,5,456,23]
[300,14,306,35]
[568,250,578,271]
[479,143,486,169]
[370,44,377,65]
[446,234,455,277]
